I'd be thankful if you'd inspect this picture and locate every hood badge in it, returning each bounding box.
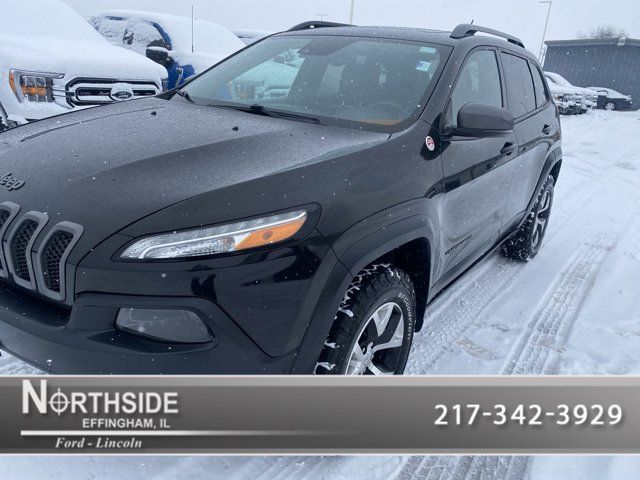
[0,173,25,191]
[109,83,135,101]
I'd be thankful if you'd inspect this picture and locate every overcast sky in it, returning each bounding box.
[62,0,639,56]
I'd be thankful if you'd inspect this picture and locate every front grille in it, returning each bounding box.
[66,79,160,106]
[1,205,83,302]
[0,209,10,273]
[0,209,10,227]
[10,219,38,281]
[41,231,73,292]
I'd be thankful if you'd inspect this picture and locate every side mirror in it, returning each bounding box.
[454,103,514,137]
[146,47,172,67]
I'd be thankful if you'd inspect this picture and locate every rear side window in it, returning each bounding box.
[531,64,549,108]
[501,53,536,117]
[451,50,502,126]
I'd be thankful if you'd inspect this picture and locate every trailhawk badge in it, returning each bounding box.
[109,83,135,101]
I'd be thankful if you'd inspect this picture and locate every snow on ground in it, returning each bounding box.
[1,109,639,478]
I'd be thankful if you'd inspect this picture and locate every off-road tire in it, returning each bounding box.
[501,175,555,261]
[315,264,416,375]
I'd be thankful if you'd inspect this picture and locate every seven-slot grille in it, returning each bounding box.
[10,219,39,281]
[0,203,82,302]
[41,230,74,292]
[0,209,11,274]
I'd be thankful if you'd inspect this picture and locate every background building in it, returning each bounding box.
[544,38,640,105]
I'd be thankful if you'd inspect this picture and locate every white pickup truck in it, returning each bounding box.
[0,0,167,130]
[544,71,598,114]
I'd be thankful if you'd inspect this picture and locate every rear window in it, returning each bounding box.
[530,64,549,108]
[501,53,536,117]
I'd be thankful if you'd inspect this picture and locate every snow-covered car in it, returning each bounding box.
[233,29,272,45]
[0,0,167,130]
[544,72,597,113]
[546,82,578,115]
[587,87,634,111]
[93,11,245,89]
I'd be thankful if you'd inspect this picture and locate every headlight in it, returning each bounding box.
[121,210,308,260]
[9,70,63,103]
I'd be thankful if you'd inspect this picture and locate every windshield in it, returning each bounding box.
[547,73,572,87]
[94,17,170,54]
[181,35,449,131]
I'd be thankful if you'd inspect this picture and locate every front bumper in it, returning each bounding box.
[0,287,296,374]
[0,233,346,374]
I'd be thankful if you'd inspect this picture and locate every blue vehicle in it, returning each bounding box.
[93,10,244,89]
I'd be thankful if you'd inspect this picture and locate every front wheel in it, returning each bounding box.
[315,264,416,375]
[605,101,616,111]
[501,175,554,261]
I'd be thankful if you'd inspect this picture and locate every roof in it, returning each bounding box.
[276,24,536,61]
[279,25,454,44]
[545,38,640,48]
[283,24,532,50]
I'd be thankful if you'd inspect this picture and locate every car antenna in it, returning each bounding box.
[191,5,195,53]
[470,19,474,24]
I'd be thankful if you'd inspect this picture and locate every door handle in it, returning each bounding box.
[500,142,517,156]
[542,124,552,135]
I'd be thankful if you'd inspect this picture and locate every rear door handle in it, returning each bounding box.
[500,142,518,156]
[542,124,552,135]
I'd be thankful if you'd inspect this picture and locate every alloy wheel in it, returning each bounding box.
[532,189,552,249]
[345,302,405,375]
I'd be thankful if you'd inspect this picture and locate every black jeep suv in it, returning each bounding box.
[0,22,561,375]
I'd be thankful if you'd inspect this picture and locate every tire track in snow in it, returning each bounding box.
[399,234,618,478]
[446,232,618,480]
[502,231,617,376]
[397,454,527,480]
[406,255,524,374]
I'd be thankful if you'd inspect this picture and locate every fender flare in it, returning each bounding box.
[516,145,563,230]
[291,200,437,373]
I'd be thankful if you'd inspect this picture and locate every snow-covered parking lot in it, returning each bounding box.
[1,109,640,479]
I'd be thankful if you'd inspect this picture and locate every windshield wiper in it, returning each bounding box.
[209,103,321,124]
[175,89,194,103]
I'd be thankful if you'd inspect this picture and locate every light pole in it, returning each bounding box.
[538,0,553,63]
[349,0,356,23]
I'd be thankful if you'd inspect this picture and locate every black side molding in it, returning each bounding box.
[288,21,352,32]
[450,23,525,49]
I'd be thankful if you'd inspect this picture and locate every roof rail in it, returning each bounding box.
[450,23,525,49]
[288,21,352,32]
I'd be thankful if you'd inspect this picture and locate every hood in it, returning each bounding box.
[0,35,166,83]
[576,87,598,97]
[0,97,387,260]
